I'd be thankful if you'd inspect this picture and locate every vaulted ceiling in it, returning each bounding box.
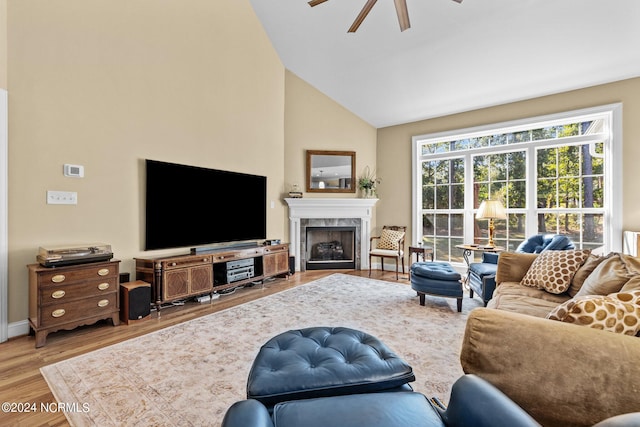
[249,0,640,128]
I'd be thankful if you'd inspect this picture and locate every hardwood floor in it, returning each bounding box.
[0,269,409,426]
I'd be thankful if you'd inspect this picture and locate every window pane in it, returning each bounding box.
[451,184,464,209]
[436,185,449,209]
[422,185,435,209]
[582,177,603,208]
[508,181,526,208]
[451,214,464,237]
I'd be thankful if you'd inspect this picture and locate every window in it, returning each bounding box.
[412,104,622,264]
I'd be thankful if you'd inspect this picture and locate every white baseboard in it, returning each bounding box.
[8,319,29,339]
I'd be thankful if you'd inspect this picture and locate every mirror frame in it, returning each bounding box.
[306,150,356,193]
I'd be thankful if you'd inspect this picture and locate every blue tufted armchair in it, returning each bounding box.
[468,234,575,305]
[515,234,575,253]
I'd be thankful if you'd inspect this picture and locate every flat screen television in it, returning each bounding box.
[144,159,267,251]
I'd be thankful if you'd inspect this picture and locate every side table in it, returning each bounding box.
[455,244,504,286]
[409,245,434,263]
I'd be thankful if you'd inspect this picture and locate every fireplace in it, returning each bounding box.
[285,198,378,272]
[305,226,356,270]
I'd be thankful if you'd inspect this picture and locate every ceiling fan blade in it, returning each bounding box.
[308,0,329,6]
[348,0,378,33]
[451,0,463,3]
[393,0,410,32]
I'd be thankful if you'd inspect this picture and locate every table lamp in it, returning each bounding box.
[476,200,506,248]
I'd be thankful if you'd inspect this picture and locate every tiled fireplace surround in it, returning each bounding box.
[285,198,378,272]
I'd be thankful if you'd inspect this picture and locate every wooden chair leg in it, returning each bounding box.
[369,254,372,277]
[395,258,399,280]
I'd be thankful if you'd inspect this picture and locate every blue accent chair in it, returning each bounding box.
[468,234,575,305]
[515,233,575,253]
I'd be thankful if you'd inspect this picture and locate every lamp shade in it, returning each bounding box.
[476,200,506,220]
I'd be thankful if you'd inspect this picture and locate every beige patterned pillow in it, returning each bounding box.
[377,229,405,250]
[520,250,591,294]
[547,290,640,336]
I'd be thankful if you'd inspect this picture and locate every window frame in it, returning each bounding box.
[411,103,623,264]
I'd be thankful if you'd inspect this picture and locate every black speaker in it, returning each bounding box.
[120,281,151,324]
[289,256,295,275]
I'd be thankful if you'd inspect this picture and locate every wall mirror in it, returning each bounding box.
[306,150,356,193]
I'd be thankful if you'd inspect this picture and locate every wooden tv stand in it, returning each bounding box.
[135,243,289,308]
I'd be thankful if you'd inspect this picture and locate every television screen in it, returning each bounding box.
[144,159,267,251]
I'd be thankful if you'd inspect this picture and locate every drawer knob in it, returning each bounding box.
[52,309,66,318]
[170,262,177,266]
[97,299,109,308]
[97,282,110,291]
[51,290,66,299]
[97,268,110,276]
[51,274,66,283]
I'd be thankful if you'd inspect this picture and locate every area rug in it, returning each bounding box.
[41,273,481,426]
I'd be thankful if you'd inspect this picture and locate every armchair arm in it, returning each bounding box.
[221,400,274,427]
[436,375,540,427]
[461,308,640,427]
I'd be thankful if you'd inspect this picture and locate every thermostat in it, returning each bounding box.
[64,164,84,178]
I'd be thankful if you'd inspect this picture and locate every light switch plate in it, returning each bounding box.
[47,190,78,205]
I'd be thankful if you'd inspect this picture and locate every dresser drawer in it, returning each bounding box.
[39,293,118,328]
[39,278,118,305]
[38,264,118,285]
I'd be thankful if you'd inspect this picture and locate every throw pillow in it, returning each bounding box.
[546,290,640,336]
[495,252,538,284]
[575,253,640,297]
[520,250,591,294]
[568,253,612,297]
[377,229,404,251]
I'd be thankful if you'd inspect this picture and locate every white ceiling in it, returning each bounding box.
[249,0,640,128]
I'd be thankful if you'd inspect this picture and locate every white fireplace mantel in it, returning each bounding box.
[285,198,378,271]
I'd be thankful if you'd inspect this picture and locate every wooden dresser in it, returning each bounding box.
[28,260,121,348]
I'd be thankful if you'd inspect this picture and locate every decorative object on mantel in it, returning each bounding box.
[288,184,303,198]
[358,166,380,198]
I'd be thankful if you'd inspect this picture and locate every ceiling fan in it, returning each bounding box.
[308,0,463,33]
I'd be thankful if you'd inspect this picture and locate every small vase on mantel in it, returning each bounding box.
[360,187,377,199]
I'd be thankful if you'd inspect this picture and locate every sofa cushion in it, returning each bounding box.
[488,282,571,317]
[575,253,640,297]
[494,252,538,284]
[547,290,640,336]
[568,253,612,297]
[377,229,404,250]
[520,249,590,294]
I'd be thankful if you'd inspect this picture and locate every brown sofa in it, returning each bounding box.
[460,251,640,427]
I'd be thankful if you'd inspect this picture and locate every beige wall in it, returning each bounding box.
[377,77,640,247]
[5,1,377,326]
[6,0,286,324]
[284,70,377,200]
[0,0,6,90]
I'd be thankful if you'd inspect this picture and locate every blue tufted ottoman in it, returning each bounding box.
[246,326,415,408]
[411,261,463,312]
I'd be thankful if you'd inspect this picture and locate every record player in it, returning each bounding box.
[37,243,114,267]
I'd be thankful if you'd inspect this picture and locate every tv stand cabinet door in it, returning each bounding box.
[163,264,213,301]
[263,245,289,277]
[163,270,189,300]
[189,264,214,294]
